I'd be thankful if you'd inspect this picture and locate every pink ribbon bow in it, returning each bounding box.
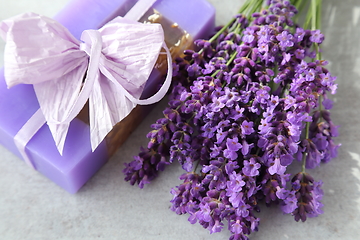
[0,11,172,160]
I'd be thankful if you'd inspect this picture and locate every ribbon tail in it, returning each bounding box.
[14,109,47,169]
[33,63,88,155]
[47,123,70,155]
[88,73,137,151]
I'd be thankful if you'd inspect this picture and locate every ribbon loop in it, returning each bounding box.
[0,9,173,158]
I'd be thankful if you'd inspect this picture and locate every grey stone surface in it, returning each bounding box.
[0,0,359,239]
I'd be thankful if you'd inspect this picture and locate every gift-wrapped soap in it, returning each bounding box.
[0,0,215,193]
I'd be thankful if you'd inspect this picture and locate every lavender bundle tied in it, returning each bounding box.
[123,0,340,239]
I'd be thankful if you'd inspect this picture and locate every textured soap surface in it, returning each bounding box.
[0,0,215,193]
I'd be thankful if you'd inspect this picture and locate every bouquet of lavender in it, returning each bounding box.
[124,0,339,239]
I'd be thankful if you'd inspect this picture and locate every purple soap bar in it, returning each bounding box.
[0,0,215,193]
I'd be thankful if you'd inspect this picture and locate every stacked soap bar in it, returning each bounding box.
[0,0,215,193]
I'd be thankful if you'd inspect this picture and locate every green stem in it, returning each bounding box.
[237,0,250,14]
[299,0,323,174]
[238,0,263,17]
[303,7,312,29]
[209,20,235,44]
[208,0,263,45]
[317,0,322,60]
[292,0,305,23]
[192,160,200,173]
[245,0,263,18]
[294,0,307,14]
[317,0,322,30]
[211,69,220,78]
[301,122,310,173]
[227,51,238,67]
[319,95,323,116]
[311,0,317,31]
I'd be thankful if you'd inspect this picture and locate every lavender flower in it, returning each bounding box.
[124,0,339,239]
[242,158,261,177]
[291,172,324,221]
